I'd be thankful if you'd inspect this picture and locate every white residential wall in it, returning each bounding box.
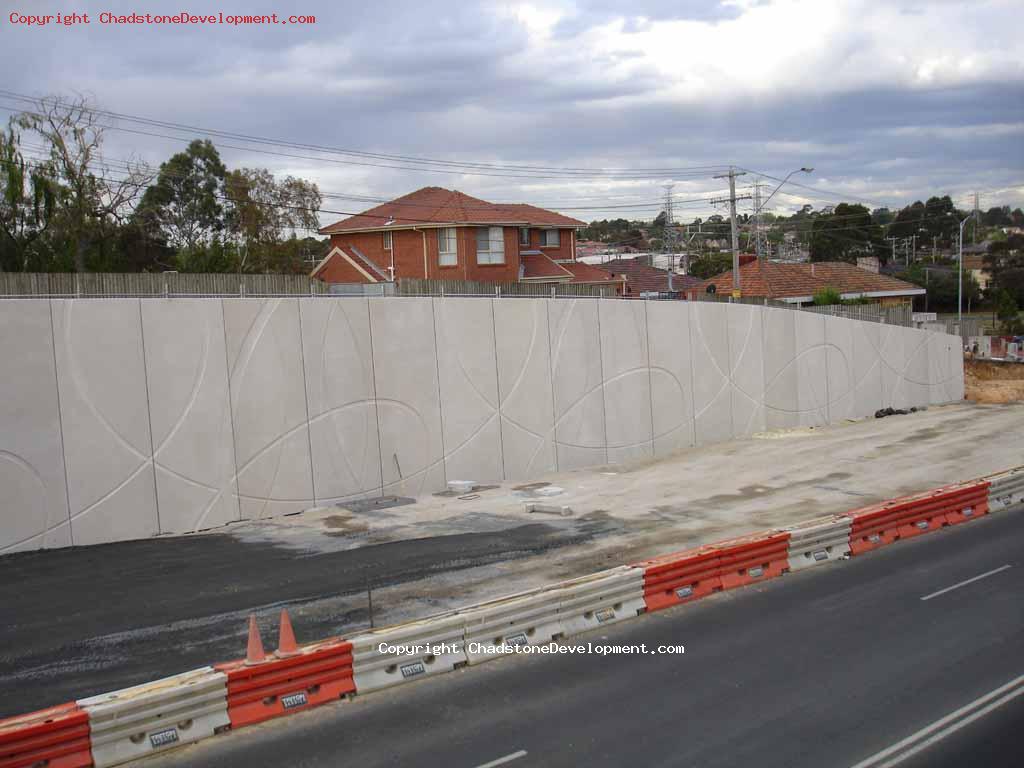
[0,298,965,551]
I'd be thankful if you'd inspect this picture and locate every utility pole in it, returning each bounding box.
[886,236,897,266]
[973,192,980,246]
[663,183,675,291]
[712,167,749,297]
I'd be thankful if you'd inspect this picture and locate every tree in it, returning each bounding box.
[0,125,60,271]
[993,288,1022,334]
[688,253,733,279]
[809,203,882,262]
[15,94,152,272]
[225,168,322,272]
[813,287,842,305]
[137,139,227,253]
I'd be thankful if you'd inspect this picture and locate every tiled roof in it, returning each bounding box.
[561,261,625,284]
[310,245,389,281]
[599,257,704,294]
[320,187,586,234]
[700,261,924,301]
[521,253,573,280]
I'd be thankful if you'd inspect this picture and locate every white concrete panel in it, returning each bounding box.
[794,312,829,427]
[824,315,856,423]
[142,300,239,534]
[223,299,314,519]
[927,332,962,405]
[878,323,905,408]
[850,319,883,416]
[727,304,766,436]
[762,307,799,431]
[949,338,965,402]
[368,298,446,496]
[689,302,733,444]
[599,299,652,464]
[434,298,503,483]
[903,327,931,408]
[548,300,607,469]
[0,301,70,553]
[52,299,159,546]
[493,299,556,480]
[646,301,696,457]
[300,298,382,504]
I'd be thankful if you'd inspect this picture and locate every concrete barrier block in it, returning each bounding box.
[0,300,71,553]
[79,667,229,767]
[141,299,239,534]
[223,299,314,519]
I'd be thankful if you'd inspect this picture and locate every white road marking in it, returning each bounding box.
[919,564,1012,601]
[848,672,1024,768]
[474,750,528,768]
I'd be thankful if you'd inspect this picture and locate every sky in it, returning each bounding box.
[1,0,1022,229]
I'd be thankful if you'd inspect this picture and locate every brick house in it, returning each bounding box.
[700,261,925,306]
[312,187,623,291]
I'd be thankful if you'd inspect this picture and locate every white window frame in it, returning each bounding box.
[519,227,530,246]
[383,231,392,250]
[476,226,505,265]
[540,229,560,247]
[437,227,457,266]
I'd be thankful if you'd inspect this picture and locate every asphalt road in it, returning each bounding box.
[148,506,1024,768]
[0,522,603,717]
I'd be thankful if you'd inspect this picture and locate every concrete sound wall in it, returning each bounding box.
[0,298,965,553]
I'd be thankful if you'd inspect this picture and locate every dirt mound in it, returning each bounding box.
[965,359,1024,403]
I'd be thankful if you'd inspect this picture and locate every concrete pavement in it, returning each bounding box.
[145,504,1024,768]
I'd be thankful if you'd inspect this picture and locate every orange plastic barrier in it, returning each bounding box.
[215,638,356,728]
[0,702,92,768]
[846,481,990,556]
[708,531,791,590]
[638,546,722,612]
[637,530,790,612]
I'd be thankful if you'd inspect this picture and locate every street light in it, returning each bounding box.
[957,213,973,335]
[752,167,814,265]
[759,167,814,212]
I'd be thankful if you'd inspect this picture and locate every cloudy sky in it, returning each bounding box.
[2,0,1022,228]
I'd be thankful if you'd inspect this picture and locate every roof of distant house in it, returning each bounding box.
[700,260,925,302]
[598,257,703,294]
[561,260,625,284]
[319,187,586,234]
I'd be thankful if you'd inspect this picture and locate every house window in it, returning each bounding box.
[519,227,530,246]
[437,227,457,266]
[383,231,392,250]
[476,226,505,264]
[540,229,560,247]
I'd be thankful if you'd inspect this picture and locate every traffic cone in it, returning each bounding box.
[276,609,298,656]
[244,615,266,665]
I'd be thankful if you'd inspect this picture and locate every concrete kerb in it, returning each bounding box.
[2,463,1022,765]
